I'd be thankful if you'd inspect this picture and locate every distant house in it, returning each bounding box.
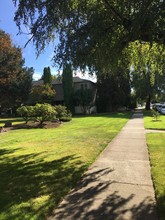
[33,77,97,114]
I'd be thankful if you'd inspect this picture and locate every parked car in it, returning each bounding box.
[152,103,162,112]
[160,105,165,115]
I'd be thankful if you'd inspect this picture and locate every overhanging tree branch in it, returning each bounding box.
[102,0,124,22]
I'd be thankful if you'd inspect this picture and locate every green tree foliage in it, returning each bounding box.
[74,88,93,114]
[128,41,165,110]
[30,84,56,104]
[62,63,74,113]
[11,67,34,104]
[97,71,131,112]
[13,0,165,72]
[12,0,165,112]
[0,30,33,109]
[34,103,57,124]
[151,109,160,121]
[42,66,52,85]
[17,105,34,123]
[0,30,23,85]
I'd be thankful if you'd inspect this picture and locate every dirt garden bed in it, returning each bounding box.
[0,121,62,133]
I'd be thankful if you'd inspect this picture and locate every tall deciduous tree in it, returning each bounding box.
[0,30,23,85]
[128,41,165,110]
[0,30,33,109]
[12,0,165,112]
[13,0,165,73]
[97,70,131,112]
[62,63,74,113]
[9,67,34,105]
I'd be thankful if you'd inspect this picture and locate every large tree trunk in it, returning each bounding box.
[145,95,151,110]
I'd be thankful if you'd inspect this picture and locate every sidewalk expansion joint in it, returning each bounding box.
[113,180,152,187]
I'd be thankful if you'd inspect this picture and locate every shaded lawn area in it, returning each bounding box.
[143,111,165,130]
[0,118,25,127]
[147,133,165,220]
[0,112,131,220]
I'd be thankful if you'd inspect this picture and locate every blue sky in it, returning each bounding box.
[0,0,57,79]
[0,0,57,80]
[0,0,96,82]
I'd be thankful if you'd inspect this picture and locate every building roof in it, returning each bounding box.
[72,77,94,83]
[32,80,44,86]
[33,77,95,86]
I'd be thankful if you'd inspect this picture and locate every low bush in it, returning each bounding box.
[60,116,72,122]
[17,104,72,125]
[17,106,34,124]
[55,105,72,121]
[35,103,57,124]
[17,104,57,125]
[152,109,160,121]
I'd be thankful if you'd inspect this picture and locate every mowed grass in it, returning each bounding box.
[143,111,165,130]
[0,113,131,220]
[146,133,165,220]
[144,111,165,220]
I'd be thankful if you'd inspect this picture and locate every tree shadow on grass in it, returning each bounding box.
[0,148,158,220]
[0,149,88,220]
[156,191,165,220]
[0,148,20,156]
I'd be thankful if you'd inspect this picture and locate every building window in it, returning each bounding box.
[81,83,88,90]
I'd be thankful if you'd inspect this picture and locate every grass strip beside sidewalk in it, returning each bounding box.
[144,110,165,220]
[147,133,165,220]
[143,111,165,130]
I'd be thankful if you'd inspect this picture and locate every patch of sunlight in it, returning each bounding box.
[31,195,50,210]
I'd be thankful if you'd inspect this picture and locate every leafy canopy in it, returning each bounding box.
[30,84,56,104]
[13,0,165,72]
[0,30,33,108]
[97,70,131,112]
[127,41,165,109]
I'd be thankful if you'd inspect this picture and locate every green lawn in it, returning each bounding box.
[146,133,165,220]
[143,111,165,130]
[0,113,131,220]
[144,111,165,220]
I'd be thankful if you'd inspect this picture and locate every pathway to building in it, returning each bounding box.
[48,111,157,220]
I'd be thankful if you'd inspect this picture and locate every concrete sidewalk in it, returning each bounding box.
[48,112,157,220]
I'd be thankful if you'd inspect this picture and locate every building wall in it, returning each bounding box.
[53,84,64,101]
[74,82,93,91]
